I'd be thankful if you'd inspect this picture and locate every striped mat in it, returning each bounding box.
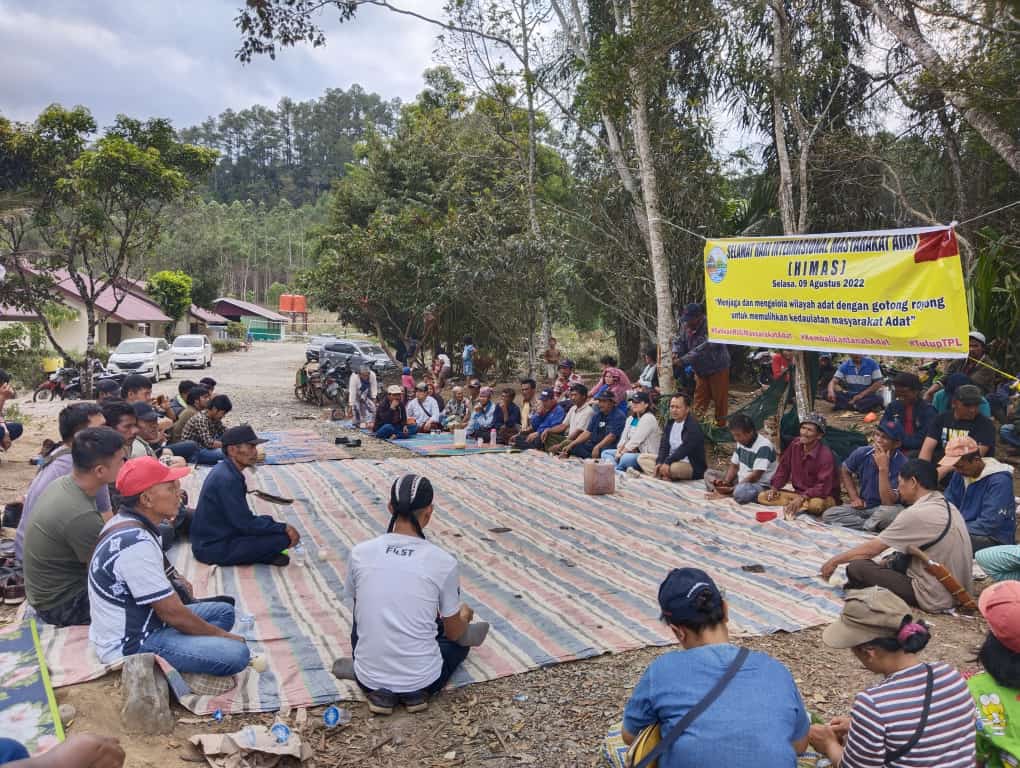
[36,453,866,715]
[259,429,353,464]
[360,428,515,457]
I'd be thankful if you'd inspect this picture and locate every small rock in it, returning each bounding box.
[58,703,76,726]
[444,751,457,760]
[120,653,175,734]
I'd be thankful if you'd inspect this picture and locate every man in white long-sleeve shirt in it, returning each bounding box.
[407,383,442,433]
[348,363,378,425]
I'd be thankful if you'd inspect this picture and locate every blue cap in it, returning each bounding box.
[402,367,411,375]
[681,303,705,321]
[877,419,904,442]
[658,568,723,624]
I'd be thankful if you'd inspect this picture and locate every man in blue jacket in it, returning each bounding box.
[514,388,564,449]
[941,435,1016,553]
[191,425,299,566]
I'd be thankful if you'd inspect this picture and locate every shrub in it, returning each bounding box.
[226,321,246,340]
[213,339,243,353]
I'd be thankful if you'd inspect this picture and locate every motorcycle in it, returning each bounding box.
[295,359,349,410]
[33,367,79,402]
[748,349,773,387]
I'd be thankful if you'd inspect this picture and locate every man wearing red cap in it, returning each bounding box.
[88,457,250,679]
[940,435,1016,553]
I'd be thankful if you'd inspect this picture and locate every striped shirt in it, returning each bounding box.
[842,661,976,767]
[730,433,778,485]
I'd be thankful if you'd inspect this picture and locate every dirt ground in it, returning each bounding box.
[0,343,993,767]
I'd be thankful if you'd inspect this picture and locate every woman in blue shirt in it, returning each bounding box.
[604,568,810,768]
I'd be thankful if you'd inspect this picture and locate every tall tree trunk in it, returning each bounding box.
[770,0,811,418]
[630,74,676,393]
[859,0,1020,176]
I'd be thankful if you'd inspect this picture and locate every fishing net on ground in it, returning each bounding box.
[658,352,867,463]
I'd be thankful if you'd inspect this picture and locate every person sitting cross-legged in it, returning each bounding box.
[820,458,973,611]
[638,392,706,481]
[374,385,418,440]
[603,568,809,768]
[407,382,442,434]
[16,403,108,564]
[191,425,299,567]
[600,392,660,473]
[514,388,563,450]
[919,383,997,477]
[181,394,232,465]
[827,354,885,413]
[822,419,907,531]
[170,386,209,444]
[558,390,625,460]
[331,474,488,715]
[88,457,250,685]
[881,372,936,457]
[545,383,593,455]
[758,412,838,518]
[491,388,523,444]
[940,435,1016,553]
[466,386,496,440]
[23,427,126,626]
[808,587,976,767]
[704,413,777,504]
[441,386,469,430]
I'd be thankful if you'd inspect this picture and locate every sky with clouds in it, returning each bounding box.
[0,0,446,130]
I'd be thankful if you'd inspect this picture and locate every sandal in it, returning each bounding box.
[2,575,25,606]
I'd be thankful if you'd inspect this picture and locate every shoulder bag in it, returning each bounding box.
[626,647,749,768]
[887,499,951,574]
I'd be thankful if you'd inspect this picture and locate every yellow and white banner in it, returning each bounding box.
[703,225,969,358]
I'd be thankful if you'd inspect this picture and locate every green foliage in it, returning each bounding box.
[967,228,1020,370]
[266,282,288,308]
[213,339,243,353]
[0,323,49,389]
[146,270,193,325]
[226,321,246,340]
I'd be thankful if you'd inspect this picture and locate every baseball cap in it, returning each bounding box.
[979,581,1020,653]
[559,358,575,369]
[415,382,428,391]
[876,419,904,442]
[938,435,980,467]
[539,388,555,401]
[891,372,921,390]
[96,379,120,395]
[402,367,411,375]
[681,302,704,321]
[386,384,402,395]
[116,456,190,497]
[821,587,913,649]
[595,389,616,401]
[220,424,269,447]
[800,412,827,433]
[953,384,983,405]
[569,382,588,397]
[630,391,651,405]
[132,402,159,422]
[969,330,987,345]
[468,379,481,388]
[658,568,723,624]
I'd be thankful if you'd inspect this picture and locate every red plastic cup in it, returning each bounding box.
[755,510,778,523]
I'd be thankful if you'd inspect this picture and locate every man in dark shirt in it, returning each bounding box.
[191,425,299,566]
[639,392,706,480]
[759,412,838,518]
[919,383,996,476]
[881,373,936,456]
[559,391,625,459]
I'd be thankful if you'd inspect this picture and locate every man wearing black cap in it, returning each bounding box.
[822,420,907,531]
[919,383,997,474]
[881,372,936,456]
[191,425,299,566]
[514,388,564,449]
[94,378,122,403]
[558,390,625,459]
[672,303,731,427]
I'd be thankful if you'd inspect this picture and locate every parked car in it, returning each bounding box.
[107,337,174,382]
[172,334,214,368]
[305,334,338,362]
[320,339,399,377]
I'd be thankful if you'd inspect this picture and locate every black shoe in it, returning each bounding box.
[347,439,361,448]
[271,553,290,567]
[335,436,350,445]
[399,690,429,713]
[366,688,397,715]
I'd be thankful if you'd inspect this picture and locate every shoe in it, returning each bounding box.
[366,688,397,715]
[182,672,238,696]
[400,690,429,713]
[271,553,291,567]
[2,576,25,606]
[625,468,642,479]
[335,436,350,445]
[331,657,355,680]
[347,439,361,448]
[457,621,490,647]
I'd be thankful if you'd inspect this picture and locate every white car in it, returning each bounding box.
[108,337,174,382]
[172,334,214,369]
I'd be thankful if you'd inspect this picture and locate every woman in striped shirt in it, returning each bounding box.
[809,586,976,767]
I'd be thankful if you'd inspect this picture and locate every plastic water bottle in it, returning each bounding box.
[323,705,351,728]
[291,544,306,566]
[489,428,497,446]
[270,722,291,744]
[238,613,255,633]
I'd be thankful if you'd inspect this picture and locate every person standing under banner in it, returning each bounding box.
[673,303,731,428]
